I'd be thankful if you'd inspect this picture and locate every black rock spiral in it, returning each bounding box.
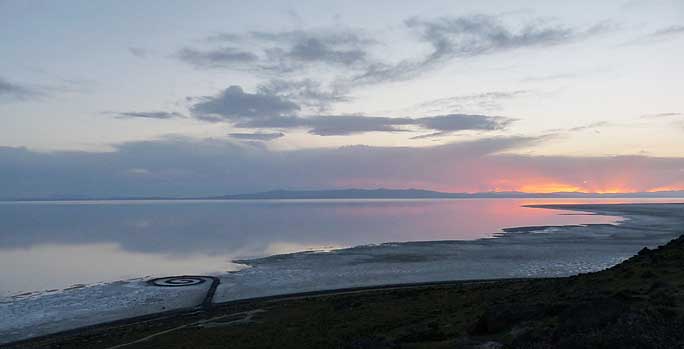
[148,276,209,287]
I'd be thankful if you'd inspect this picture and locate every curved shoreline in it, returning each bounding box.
[8,232,684,348]
[2,202,683,345]
[3,277,536,348]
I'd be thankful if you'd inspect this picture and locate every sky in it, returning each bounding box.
[1,0,683,197]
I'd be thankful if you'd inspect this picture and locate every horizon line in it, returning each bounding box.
[2,187,684,201]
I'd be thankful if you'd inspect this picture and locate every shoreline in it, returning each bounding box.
[1,202,683,344]
[8,233,684,348]
[211,203,680,304]
[0,199,632,299]
[3,277,536,347]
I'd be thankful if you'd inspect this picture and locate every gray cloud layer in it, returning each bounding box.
[230,113,510,136]
[190,85,301,121]
[1,136,682,198]
[189,84,512,136]
[108,111,186,120]
[228,132,285,141]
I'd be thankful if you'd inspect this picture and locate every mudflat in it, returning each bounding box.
[8,231,684,348]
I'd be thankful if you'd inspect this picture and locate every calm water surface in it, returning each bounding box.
[1,198,680,296]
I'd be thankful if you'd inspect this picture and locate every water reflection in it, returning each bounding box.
[0,198,675,295]
[0,243,244,296]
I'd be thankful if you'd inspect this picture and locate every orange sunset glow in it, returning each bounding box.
[486,178,636,194]
[513,183,583,193]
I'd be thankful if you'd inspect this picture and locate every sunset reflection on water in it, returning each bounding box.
[0,198,681,295]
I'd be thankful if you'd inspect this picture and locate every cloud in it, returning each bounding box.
[409,114,513,139]
[568,122,609,132]
[0,136,537,198]
[177,47,259,68]
[649,25,684,38]
[407,15,572,58]
[173,15,608,116]
[179,29,372,72]
[296,116,414,136]
[417,114,512,132]
[236,114,511,136]
[410,132,450,140]
[2,136,684,198]
[107,111,186,120]
[0,76,92,102]
[179,15,604,86]
[228,132,285,141]
[547,121,610,133]
[190,85,301,121]
[521,73,579,82]
[355,16,607,83]
[228,114,412,135]
[0,77,41,101]
[287,37,367,66]
[128,47,148,58]
[624,25,684,45]
[257,78,350,112]
[641,112,682,118]
[639,112,684,131]
[189,85,513,136]
[407,90,530,114]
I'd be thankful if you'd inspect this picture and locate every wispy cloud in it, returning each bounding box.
[177,47,259,68]
[128,47,149,58]
[256,79,350,112]
[228,132,285,141]
[0,77,43,102]
[566,121,610,133]
[176,15,608,87]
[405,90,531,114]
[106,111,186,120]
[649,25,684,38]
[355,16,610,83]
[641,112,682,118]
[624,25,684,45]
[179,29,373,72]
[544,121,612,135]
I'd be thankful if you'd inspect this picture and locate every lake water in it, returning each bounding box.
[1,198,681,296]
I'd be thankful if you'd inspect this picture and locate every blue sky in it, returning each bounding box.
[1,0,683,196]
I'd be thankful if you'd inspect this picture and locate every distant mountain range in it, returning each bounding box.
[214,188,684,200]
[4,188,684,201]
